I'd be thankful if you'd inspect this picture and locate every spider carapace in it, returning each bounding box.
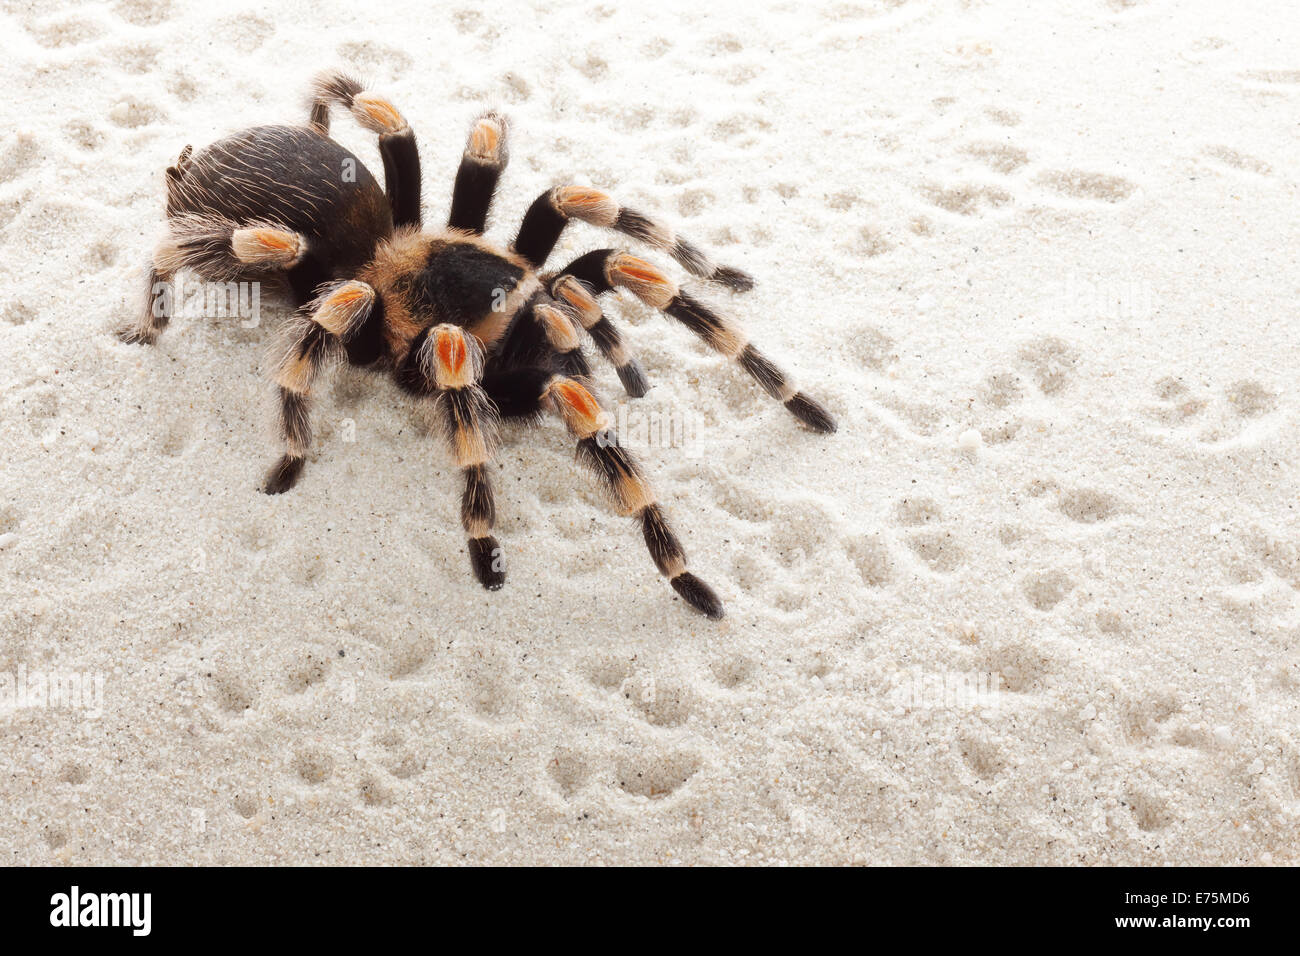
[120,71,836,619]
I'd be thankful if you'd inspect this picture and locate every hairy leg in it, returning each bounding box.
[556,249,836,433]
[400,325,506,590]
[309,70,423,227]
[264,279,375,493]
[548,275,649,397]
[515,186,752,290]
[542,375,724,619]
[117,215,307,345]
[448,111,509,234]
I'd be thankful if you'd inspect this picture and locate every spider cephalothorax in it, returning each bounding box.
[119,71,836,619]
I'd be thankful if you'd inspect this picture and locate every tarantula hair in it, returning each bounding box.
[118,71,836,619]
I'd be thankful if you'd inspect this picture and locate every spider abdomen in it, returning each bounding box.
[169,125,392,284]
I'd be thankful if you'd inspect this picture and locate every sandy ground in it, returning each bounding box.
[0,0,1297,865]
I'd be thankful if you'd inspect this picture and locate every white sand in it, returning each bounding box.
[1,0,1297,865]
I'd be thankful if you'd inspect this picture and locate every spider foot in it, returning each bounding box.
[469,535,506,590]
[616,358,651,398]
[670,572,725,620]
[785,392,837,434]
[114,321,159,346]
[263,455,305,495]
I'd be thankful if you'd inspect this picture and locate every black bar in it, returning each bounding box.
[1,866,1281,941]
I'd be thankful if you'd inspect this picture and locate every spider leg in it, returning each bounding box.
[541,375,724,619]
[546,275,650,397]
[554,249,836,433]
[398,325,506,590]
[117,149,208,344]
[480,286,592,383]
[117,253,175,346]
[116,213,310,345]
[264,280,374,494]
[309,70,422,228]
[448,111,509,234]
[514,186,753,291]
[526,294,591,379]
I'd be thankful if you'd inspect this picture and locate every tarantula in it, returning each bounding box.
[118,71,835,619]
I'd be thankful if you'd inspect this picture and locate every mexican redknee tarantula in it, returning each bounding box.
[119,71,835,619]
